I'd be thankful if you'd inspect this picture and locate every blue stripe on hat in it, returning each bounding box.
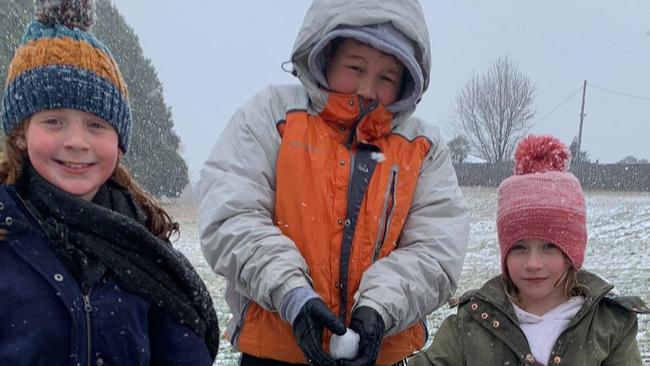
[22,21,114,58]
[2,65,131,151]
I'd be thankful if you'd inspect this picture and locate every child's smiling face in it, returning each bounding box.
[325,38,404,107]
[19,109,120,201]
[506,238,572,315]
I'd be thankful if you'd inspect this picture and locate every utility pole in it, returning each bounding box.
[576,80,587,163]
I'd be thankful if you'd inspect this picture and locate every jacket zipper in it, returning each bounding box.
[372,166,398,262]
[338,96,378,322]
[338,149,356,322]
[83,290,93,366]
[11,190,97,364]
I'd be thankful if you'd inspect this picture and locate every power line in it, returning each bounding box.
[588,82,650,102]
[532,86,583,126]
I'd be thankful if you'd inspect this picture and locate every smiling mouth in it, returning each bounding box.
[524,277,548,281]
[56,160,94,169]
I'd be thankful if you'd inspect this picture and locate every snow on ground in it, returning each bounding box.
[168,187,650,365]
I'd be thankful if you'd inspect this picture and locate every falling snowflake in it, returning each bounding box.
[370,152,386,162]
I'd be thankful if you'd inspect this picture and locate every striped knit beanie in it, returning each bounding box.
[497,135,587,274]
[2,0,131,151]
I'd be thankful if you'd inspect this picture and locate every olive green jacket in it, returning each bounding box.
[409,271,649,366]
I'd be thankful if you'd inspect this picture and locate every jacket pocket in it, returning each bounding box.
[372,165,399,262]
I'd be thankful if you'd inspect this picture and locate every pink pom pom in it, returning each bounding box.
[514,135,571,175]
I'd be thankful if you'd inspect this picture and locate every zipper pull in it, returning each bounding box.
[82,294,93,313]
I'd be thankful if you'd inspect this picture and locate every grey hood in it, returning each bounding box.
[290,0,431,122]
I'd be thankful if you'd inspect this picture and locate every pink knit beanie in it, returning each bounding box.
[497,135,587,275]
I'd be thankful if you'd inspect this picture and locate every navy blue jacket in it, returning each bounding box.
[0,185,213,366]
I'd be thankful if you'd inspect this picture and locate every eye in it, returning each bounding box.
[543,243,560,251]
[42,118,61,126]
[380,75,397,84]
[510,244,526,252]
[346,65,363,73]
[87,120,110,129]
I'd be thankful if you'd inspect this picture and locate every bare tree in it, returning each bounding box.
[453,56,536,162]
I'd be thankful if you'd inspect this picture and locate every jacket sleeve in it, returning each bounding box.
[355,138,470,334]
[148,306,213,366]
[198,86,312,311]
[601,313,643,366]
[407,315,466,366]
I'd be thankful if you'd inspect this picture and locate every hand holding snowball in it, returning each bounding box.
[336,306,386,366]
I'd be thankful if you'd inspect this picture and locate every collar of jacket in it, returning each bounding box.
[460,271,616,325]
[0,185,39,239]
[319,92,393,144]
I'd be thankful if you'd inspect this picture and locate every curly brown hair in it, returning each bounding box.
[0,119,179,241]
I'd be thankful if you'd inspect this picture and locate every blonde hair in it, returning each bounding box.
[0,120,179,242]
[502,266,585,306]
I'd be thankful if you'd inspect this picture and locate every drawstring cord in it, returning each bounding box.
[281,60,297,77]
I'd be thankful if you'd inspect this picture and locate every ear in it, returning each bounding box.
[15,136,27,150]
[115,150,124,169]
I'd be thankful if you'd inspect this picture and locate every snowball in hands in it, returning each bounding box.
[329,328,360,359]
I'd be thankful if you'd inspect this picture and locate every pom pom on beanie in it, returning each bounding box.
[35,0,96,31]
[514,134,571,175]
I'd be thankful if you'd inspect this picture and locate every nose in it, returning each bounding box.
[524,251,543,270]
[356,77,377,103]
[63,122,90,150]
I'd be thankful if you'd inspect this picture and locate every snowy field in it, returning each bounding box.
[167,187,650,365]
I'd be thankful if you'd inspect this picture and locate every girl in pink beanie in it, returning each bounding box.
[409,135,648,366]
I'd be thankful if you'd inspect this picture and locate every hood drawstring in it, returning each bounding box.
[281,60,298,77]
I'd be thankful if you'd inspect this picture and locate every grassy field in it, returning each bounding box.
[167,187,650,365]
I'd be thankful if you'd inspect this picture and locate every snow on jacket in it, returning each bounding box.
[0,185,212,366]
[198,0,470,364]
[408,271,649,366]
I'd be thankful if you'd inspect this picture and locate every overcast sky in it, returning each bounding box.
[110,0,650,181]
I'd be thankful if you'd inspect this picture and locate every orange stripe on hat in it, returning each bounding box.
[6,36,128,97]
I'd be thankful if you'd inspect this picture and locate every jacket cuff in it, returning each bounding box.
[355,297,394,333]
[270,274,312,311]
[279,287,320,324]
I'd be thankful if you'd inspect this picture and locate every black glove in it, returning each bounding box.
[293,298,347,366]
[337,306,386,366]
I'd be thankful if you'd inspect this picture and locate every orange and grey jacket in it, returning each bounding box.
[198,0,470,364]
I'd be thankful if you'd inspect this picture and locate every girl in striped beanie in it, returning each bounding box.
[0,1,219,364]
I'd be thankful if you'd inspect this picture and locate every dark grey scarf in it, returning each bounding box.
[18,167,219,359]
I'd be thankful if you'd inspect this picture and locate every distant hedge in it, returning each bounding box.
[453,162,650,192]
